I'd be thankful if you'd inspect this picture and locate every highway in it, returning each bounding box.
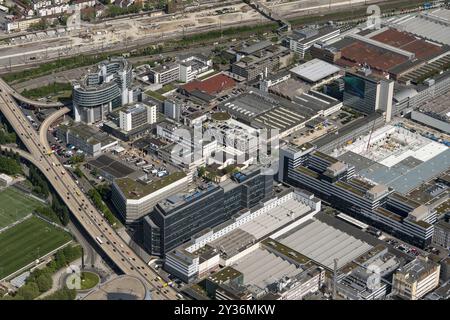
[38,107,70,151]
[0,83,179,300]
[0,78,64,108]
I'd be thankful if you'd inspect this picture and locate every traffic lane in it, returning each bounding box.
[0,94,175,299]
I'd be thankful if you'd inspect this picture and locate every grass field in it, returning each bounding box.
[0,216,72,280]
[0,187,44,229]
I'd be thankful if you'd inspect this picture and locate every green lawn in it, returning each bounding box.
[79,271,100,290]
[0,187,43,229]
[0,216,72,280]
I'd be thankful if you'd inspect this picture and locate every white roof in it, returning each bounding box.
[290,59,341,83]
[233,248,300,288]
[276,220,373,269]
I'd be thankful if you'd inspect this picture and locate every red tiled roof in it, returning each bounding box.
[182,74,236,95]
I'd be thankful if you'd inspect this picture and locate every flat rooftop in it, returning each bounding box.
[290,59,341,83]
[389,9,450,45]
[337,40,408,72]
[370,28,443,61]
[232,248,301,289]
[115,171,186,199]
[333,125,450,194]
[88,154,136,179]
[209,196,312,257]
[59,123,116,147]
[275,219,373,269]
[221,90,277,119]
[182,73,236,96]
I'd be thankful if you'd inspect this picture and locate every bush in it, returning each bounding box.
[88,188,119,227]
[21,82,72,99]
[16,282,40,300]
[43,287,76,300]
[35,274,53,293]
[35,206,60,224]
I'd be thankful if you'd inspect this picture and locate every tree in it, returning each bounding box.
[16,282,40,300]
[44,287,76,300]
[303,51,313,62]
[36,274,53,293]
[0,156,22,175]
[90,167,99,177]
[198,166,206,178]
[74,165,84,178]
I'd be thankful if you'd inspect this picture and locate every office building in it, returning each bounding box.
[343,70,394,118]
[73,57,133,124]
[119,103,157,132]
[231,43,293,81]
[111,171,189,224]
[278,143,437,248]
[178,55,212,83]
[310,42,342,63]
[433,219,450,249]
[337,245,400,300]
[146,63,180,85]
[163,100,181,122]
[143,166,273,256]
[392,256,440,300]
[56,123,118,157]
[288,26,340,58]
[164,188,321,283]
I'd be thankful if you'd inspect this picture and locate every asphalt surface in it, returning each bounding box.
[0,83,179,300]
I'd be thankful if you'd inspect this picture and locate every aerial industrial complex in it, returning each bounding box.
[0,0,449,304]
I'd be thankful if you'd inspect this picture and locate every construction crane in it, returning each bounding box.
[365,117,378,152]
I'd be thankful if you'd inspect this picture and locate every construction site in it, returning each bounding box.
[333,124,450,194]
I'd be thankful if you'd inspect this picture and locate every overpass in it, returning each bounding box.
[0,78,65,108]
[0,92,179,300]
[245,0,291,32]
[38,107,70,150]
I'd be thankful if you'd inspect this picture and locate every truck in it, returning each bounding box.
[96,237,103,244]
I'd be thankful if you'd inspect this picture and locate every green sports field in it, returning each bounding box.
[0,216,72,280]
[0,187,43,228]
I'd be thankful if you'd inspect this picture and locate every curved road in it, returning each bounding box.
[38,107,70,150]
[0,78,64,108]
[0,91,178,300]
